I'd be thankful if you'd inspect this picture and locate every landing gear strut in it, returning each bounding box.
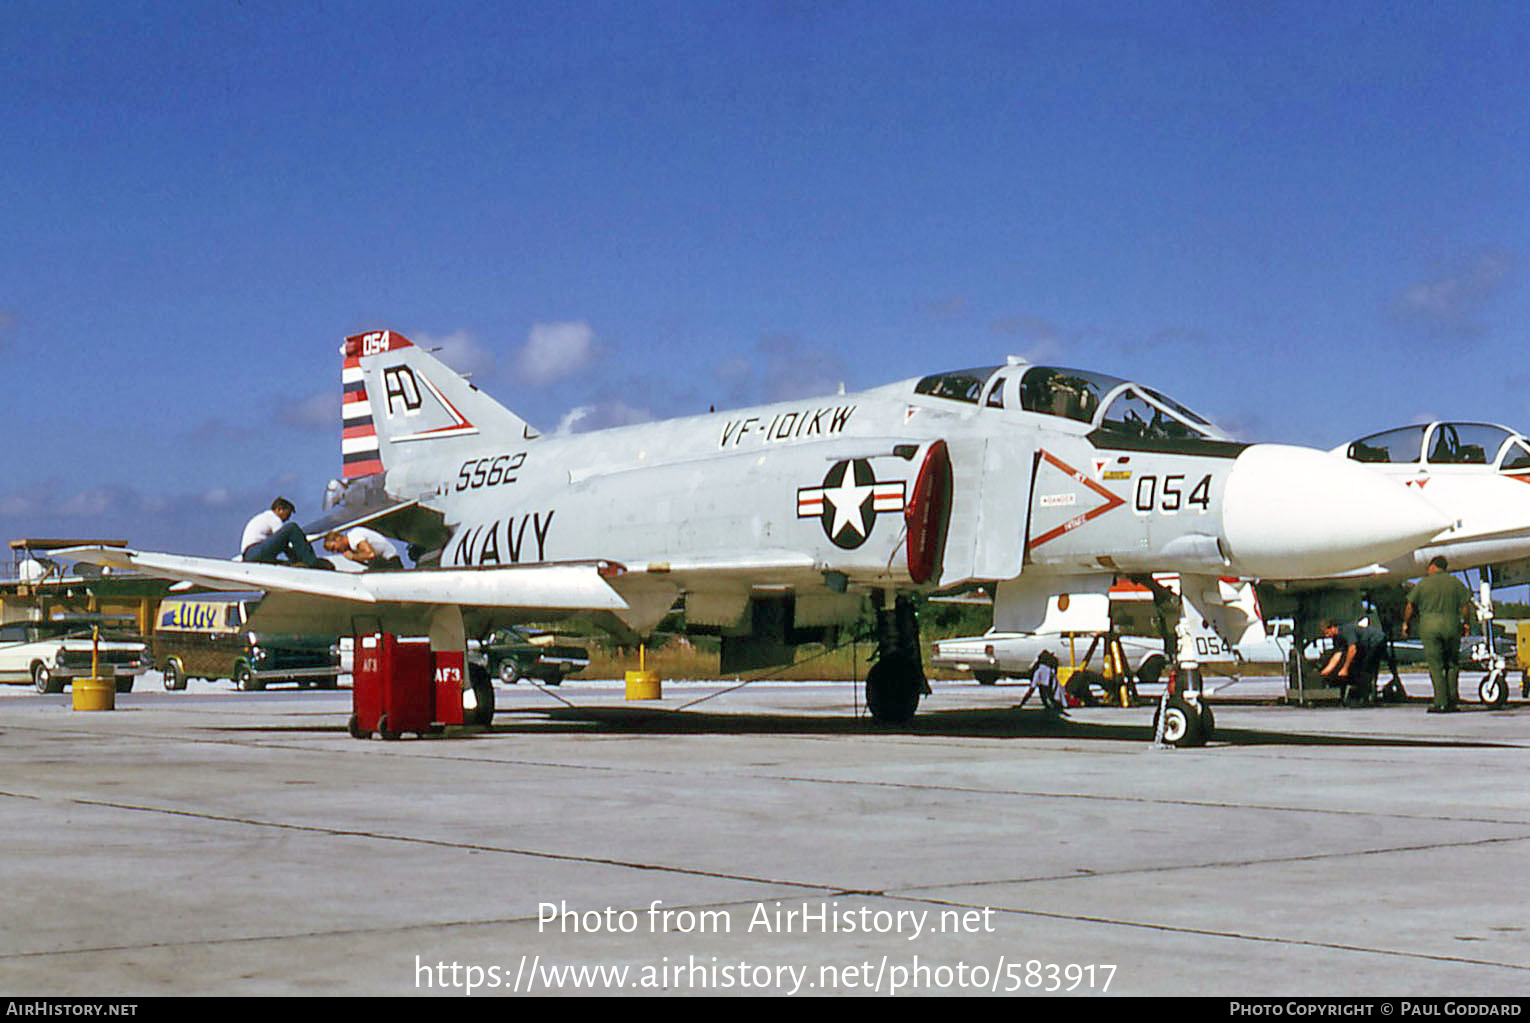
[1473,576,1510,709]
[865,592,929,725]
[1152,609,1214,748]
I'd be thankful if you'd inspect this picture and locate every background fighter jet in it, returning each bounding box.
[1243,421,1530,707]
[68,330,1448,739]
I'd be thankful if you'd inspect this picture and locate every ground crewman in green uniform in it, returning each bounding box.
[1402,556,1474,713]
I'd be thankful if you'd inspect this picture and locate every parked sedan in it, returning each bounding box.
[471,629,589,685]
[0,618,147,693]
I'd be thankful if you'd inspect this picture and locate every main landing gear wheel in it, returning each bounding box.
[866,651,924,725]
[1479,671,1509,709]
[465,664,496,727]
[866,592,927,726]
[1153,695,1209,748]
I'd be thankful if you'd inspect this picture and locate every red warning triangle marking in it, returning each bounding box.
[1028,449,1128,550]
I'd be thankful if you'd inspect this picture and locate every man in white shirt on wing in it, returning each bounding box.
[323,526,406,570]
[240,497,330,569]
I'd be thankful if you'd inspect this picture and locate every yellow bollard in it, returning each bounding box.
[72,627,114,711]
[72,676,115,711]
[624,643,662,700]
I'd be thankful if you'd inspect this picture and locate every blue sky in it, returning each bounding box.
[2,1,1527,557]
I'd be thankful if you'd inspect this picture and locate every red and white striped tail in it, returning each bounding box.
[341,338,387,479]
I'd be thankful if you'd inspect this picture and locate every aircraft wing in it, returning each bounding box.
[61,547,629,612]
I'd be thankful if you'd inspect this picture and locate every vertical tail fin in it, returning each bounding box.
[341,329,539,480]
[342,340,384,479]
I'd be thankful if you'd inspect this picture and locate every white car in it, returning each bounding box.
[0,618,148,693]
[930,631,1169,686]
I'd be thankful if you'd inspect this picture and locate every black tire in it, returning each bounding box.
[1067,669,1108,706]
[115,675,134,694]
[348,714,368,740]
[378,713,400,740]
[974,670,1001,686]
[466,663,496,727]
[163,657,187,691]
[317,674,338,690]
[1136,653,1168,686]
[1199,701,1216,741]
[1479,671,1509,709]
[865,652,924,725]
[234,661,264,691]
[496,659,520,685]
[32,662,63,694]
[1152,695,1206,747]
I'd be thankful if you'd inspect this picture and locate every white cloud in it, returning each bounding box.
[517,321,597,385]
[276,391,339,432]
[1390,250,1514,341]
[416,330,497,377]
[989,315,1075,364]
[553,401,653,434]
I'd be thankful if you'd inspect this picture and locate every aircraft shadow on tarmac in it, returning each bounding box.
[205,703,1522,749]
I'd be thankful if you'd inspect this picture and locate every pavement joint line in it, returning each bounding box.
[11,787,1530,930]
[27,793,865,896]
[884,894,1530,975]
[6,741,1530,828]
[890,830,1530,891]
[0,893,846,963]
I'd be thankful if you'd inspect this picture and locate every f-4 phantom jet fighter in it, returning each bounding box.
[1335,421,1530,576]
[69,331,1448,734]
[1251,421,1530,707]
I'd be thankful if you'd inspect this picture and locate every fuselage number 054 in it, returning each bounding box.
[1133,473,1212,514]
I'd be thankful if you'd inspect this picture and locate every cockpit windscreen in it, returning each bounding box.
[1019,367,1122,424]
[1016,365,1225,439]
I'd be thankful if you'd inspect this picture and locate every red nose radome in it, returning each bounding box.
[1221,444,1449,579]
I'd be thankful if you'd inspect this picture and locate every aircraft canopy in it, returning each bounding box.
[913,364,1227,441]
[1344,422,1530,471]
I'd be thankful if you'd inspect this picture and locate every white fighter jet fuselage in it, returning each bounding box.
[70,330,1451,729]
[335,332,1447,643]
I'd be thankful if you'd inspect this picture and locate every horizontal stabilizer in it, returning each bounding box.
[61,547,628,612]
